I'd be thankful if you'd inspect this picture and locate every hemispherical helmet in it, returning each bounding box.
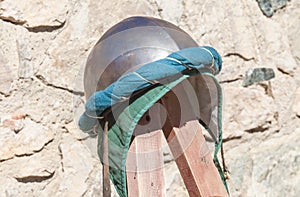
[84,16,198,99]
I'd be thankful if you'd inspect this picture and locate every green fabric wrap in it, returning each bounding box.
[98,72,228,197]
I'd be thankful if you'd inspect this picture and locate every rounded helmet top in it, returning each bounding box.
[84,16,198,99]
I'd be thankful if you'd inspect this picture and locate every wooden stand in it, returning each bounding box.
[125,84,228,197]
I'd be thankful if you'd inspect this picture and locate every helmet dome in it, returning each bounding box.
[84,16,198,99]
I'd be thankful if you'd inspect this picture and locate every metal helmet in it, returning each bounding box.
[83,16,198,99]
[83,16,220,142]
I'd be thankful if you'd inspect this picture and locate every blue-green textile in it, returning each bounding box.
[78,46,221,132]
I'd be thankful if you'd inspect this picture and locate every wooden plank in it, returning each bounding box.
[126,104,166,197]
[161,84,228,197]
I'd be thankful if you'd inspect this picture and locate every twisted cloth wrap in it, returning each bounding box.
[78,46,228,197]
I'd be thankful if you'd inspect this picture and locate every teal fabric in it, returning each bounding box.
[205,73,229,193]
[78,46,222,133]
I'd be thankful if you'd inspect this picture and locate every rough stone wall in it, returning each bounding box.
[0,0,299,196]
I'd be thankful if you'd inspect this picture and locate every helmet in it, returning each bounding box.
[83,16,220,142]
[84,16,198,99]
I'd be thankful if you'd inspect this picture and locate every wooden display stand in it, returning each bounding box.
[124,84,228,197]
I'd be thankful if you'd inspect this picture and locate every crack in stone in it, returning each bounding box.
[1,138,54,163]
[0,16,66,33]
[15,138,54,158]
[277,67,292,76]
[26,21,66,33]
[219,77,243,84]
[15,152,35,157]
[245,124,270,133]
[0,91,10,96]
[224,52,255,61]
[25,114,42,124]
[58,143,64,172]
[258,82,274,98]
[0,156,14,163]
[223,136,242,143]
[62,125,89,141]
[34,75,84,96]
[77,136,90,141]
[0,16,26,25]
[15,170,55,183]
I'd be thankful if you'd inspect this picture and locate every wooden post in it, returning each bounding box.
[161,84,228,197]
[126,104,166,197]
[126,131,165,197]
[126,83,228,197]
[103,121,111,197]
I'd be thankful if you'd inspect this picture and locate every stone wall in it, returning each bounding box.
[0,0,299,196]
